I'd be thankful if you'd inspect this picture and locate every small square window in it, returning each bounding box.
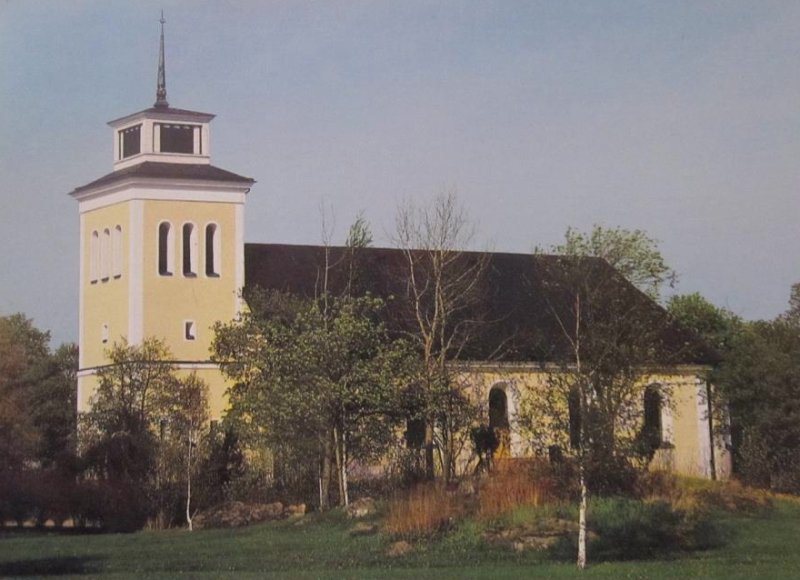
[184,320,197,341]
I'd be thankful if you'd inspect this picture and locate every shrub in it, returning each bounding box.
[385,482,459,538]
[637,471,772,515]
[550,497,726,561]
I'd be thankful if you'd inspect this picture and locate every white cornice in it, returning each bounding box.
[74,181,251,213]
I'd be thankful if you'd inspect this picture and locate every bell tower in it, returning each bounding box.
[70,14,255,419]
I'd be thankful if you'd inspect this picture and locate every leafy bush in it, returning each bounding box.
[550,497,726,561]
[637,471,772,515]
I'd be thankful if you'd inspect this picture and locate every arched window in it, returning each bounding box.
[112,225,123,278]
[158,222,174,276]
[182,223,198,276]
[205,223,220,277]
[90,231,99,282]
[489,387,509,429]
[100,228,111,281]
[643,384,663,449]
[568,389,581,449]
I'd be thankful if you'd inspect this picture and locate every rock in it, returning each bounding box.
[253,502,284,521]
[483,518,588,552]
[284,503,306,518]
[349,522,379,537]
[193,501,286,530]
[345,497,377,519]
[387,540,413,557]
[512,535,560,552]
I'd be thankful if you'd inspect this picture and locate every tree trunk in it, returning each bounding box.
[577,456,587,569]
[319,430,334,511]
[186,429,193,532]
[424,423,435,480]
[342,431,349,506]
[333,427,348,506]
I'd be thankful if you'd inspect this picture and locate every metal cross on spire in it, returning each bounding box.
[154,10,169,108]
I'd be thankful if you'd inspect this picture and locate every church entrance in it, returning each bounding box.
[489,387,511,459]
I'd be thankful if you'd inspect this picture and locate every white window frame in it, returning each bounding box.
[182,222,198,277]
[90,230,99,283]
[205,222,221,277]
[112,225,123,279]
[158,221,175,276]
[100,228,111,281]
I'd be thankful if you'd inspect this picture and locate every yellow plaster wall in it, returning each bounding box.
[459,368,722,479]
[142,200,238,362]
[82,203,130,369]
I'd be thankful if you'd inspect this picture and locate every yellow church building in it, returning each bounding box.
[71,21,731,480]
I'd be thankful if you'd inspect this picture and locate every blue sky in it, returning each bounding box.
[1,1,799,346]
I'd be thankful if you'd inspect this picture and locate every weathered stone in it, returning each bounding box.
[387,540,413,557]
[345,497,377,519]
[349,522,379,536]
[193,501,286,530]
[284,503,306,518]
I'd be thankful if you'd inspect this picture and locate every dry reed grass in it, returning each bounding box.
[384,482,459,538]
[477,469,553,519]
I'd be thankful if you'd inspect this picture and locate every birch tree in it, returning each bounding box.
[521,228,678,569]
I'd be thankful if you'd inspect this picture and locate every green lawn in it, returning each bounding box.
[1,501,799,580]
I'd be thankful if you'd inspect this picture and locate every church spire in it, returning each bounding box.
[154,11,169,108]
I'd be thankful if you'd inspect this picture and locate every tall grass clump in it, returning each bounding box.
[384,482,459,538]
[478,469,553,519]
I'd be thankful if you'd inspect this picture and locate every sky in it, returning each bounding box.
[1,0,799,347]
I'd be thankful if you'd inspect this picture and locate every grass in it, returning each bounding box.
[1,500,799,580]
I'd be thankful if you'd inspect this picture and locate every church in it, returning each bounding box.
[71,20,731,480]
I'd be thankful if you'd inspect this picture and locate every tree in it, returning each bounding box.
[666,293,741,353]
[82,338,214,529]
[550,225,676,301]
[393,189,490,481]
[0,314,50,468]
[213,291,417,510]
[156,373,209,531]
[0,314,77,470]
[521,230,679,569]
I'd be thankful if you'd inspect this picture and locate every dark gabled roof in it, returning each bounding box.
[108,107,215,125]
[244,243,719,366]
[70,162,255,195]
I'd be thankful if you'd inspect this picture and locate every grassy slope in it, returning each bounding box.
[1,501,799,580]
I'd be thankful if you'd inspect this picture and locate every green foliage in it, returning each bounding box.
[712,319,800,492]
[82,338,212,529]
[550,225,675,301]
[213,290,419,507]
[550,498,725,561]
[666,292,742,353]
[0,314,77,469]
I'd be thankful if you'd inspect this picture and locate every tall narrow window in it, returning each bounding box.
[100,229,111,281]
[205,223,220,276]
[183,223,198,276]
[90,231,99,282]
[158,222,174,276]
[112,225,123,278]
[643,385,663,450]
